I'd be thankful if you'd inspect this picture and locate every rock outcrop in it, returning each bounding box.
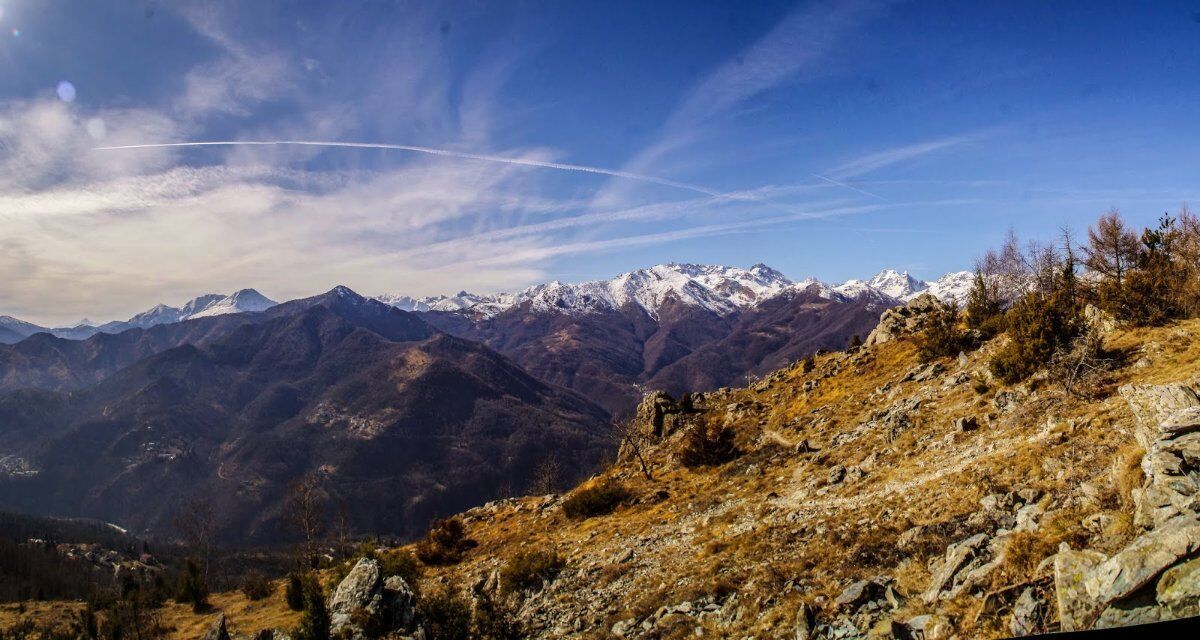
[1118,383,1200,528]
[635,391,683,438]
[865,293,945,347]
[201,615,230,640]
[328,558,417,639]
[1052,381,1200,630]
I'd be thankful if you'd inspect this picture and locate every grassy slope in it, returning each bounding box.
[402,318,1200,638]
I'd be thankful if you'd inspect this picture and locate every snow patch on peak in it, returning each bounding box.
[188,289,277,318]
[373,263,977,319]
[374,294,433,312]
[867,269,928,300]
[375,263,801,320]
[923,271,975,305]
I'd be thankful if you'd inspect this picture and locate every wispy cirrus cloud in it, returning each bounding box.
[595,0,894,206]
[826,133,981,180]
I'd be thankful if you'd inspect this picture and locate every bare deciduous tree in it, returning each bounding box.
[1049,329,1113,398]
[612,420,654,481]
[284,473,327,569]
[172,497,218,584]
[531,454,562,495]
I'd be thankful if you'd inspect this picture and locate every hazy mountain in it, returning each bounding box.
[0,287,610,544]
[0,290,280,345]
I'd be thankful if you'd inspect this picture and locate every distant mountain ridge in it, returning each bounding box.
[0,289,277,344]
[0,286,610,543]
[376,264,974,319]
[0,264,973,346]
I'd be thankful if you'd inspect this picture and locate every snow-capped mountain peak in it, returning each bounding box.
[867,269,928,300]
[373,263,978,320]
[923,271,975,306]
[187,289,277,319]
[124,290,277,328]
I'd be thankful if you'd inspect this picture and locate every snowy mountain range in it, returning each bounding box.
[0,265,973,345]
[376,264,974,320]
[0,289,277,344]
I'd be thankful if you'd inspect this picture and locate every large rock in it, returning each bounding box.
[1083,304,1117,335]
[1119,384,1200,450]
[202,614,230,640]
[1120,383,1200,529]
[898,614,954,640]
[1009,587,1047,637]
[1084,519,1200,605]
[865,293,946,347]
[383,575,417,630]
[922,533,988,604]
[636,391,680,437]
[330,558,385,636]
[1162,407,1200,439]
[1094,589,1170,629]
[1156,556,1200,617]
[1054,548,1108,632]
[834,579,886,610]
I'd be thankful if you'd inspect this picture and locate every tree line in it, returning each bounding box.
[919,205,1200,386]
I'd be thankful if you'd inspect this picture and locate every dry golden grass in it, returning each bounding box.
[0,584,300,639]
[0,601,86,635]
[157,587,300,639]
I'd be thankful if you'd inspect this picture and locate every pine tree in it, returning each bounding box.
[1084,209,1141,313]
[965,270,1002,335]
[296,581,331,640]
[176,557,209,613]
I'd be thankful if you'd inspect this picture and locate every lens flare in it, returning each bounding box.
[11,28,19,37]
[56,81,77,103]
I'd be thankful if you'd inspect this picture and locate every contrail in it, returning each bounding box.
[811,173,887,201]
[95,140,886,206]
[93,140,731,198]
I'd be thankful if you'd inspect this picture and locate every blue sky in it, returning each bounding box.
[1,1,1198,325]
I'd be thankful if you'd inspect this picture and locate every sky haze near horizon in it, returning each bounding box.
[1,0,1198,325]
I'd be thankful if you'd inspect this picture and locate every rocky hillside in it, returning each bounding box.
[378,297,1200,638]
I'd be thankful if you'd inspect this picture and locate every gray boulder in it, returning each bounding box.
[330,558,385,636]
[384,575,418,629]
[865,293,946,347]
[202,614,231,640]
[1053,548,1108,632]
[1084,519,1200,605]
[1118,383,1200,450]
[1009,587,1047,637]
[922,533,988,604]
[636,391,680,437]
[1157,556,1200,617]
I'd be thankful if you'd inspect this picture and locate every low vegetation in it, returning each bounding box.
[239,571,273,601]
[415,518,472,566]
[678,422,739,467]
[561,479,632,519]
[499,549,565,594]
